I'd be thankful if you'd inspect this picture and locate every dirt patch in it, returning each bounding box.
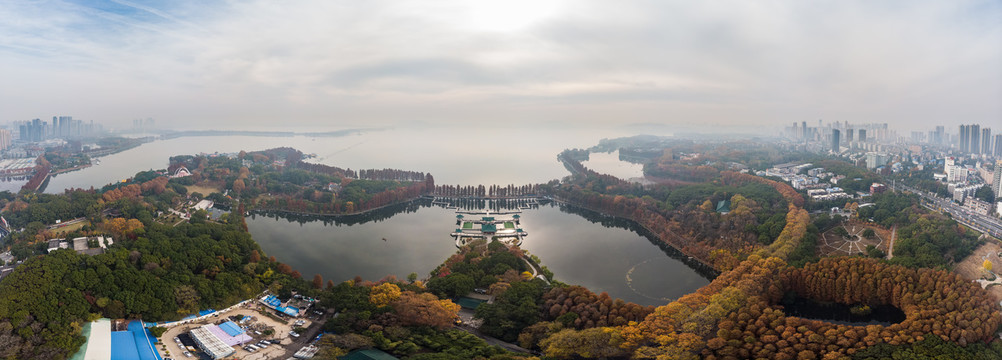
[954,241,1002,303]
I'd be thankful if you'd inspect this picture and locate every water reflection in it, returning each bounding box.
[247,198,714,306]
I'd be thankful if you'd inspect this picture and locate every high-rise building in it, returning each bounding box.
[935,126,945,145]
[831,129,840,153]
[995,134,1002,157]
[959,125,969,152]
[982,128,992,155]
[801,121,808,140]
[846,129,854,142]
[858,129,867,143]
[994,167,1002,197]
[970,124,981,154]
[866,152,890,169]
[0,129,11,151]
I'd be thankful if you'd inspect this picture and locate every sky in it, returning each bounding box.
[0,0,999,132]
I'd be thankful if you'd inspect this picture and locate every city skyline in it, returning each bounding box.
[0,0,999,131]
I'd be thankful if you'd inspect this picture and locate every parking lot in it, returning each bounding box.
[156,302,322,360]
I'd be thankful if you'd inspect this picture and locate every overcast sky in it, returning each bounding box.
[0,0,999,132]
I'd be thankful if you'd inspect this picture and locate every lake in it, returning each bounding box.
[246,199,713,306]
[37,126,712,305]
[581,150,646,181]
[45,126,630,193]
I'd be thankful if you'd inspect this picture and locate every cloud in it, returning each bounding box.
[0,0,998,131]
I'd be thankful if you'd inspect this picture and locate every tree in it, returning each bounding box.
[369,283,402,307]
[974,185,995,203]
[190,209,208,224]
[391,291,461,329]
[174,285,200,316]
[540,327,628,359]
[474,280,545,341]
[426,273,475,298]
[862,228,876,239]
[232,179,246,195]
[984,260,993,272]
[313,274,324,289]
[149,326,168,338]
[321,333,373,351]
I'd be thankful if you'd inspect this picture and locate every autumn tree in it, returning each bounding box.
[232,179,246,195]
[369,283,402,307]
[540,327,629,359]
[391,291,461,329]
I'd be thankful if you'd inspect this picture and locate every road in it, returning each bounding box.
[897,184,1002,239]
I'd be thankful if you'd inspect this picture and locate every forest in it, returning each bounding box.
[516,146,1002,359]
[0,204,307,359]
[314,239,542,359]
[168,148,436,215]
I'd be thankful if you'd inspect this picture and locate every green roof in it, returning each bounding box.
[716,200,730,213]
[455,296,487,309]
[513,214,520,218]
[482,216,495,221]
[341,349,399,360]
[481,223,497,233]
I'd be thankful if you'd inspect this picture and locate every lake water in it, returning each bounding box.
[45,126,624,193]
[35,126,712,305]
[581,150,645,181]
[246,200,712,306]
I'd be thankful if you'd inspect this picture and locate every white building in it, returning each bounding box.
[993,169,1001,197]
[866,152,891,169]
[944,157,968,183]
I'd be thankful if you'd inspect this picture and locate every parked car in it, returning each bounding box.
[182,351,192,357]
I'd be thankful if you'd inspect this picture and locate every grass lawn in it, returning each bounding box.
[50,220,89,236]
[157,214,181,225]
[504,222,514,229]
[186,184,222,196]
[462,222,473,229]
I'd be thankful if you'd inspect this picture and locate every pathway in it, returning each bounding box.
[521,257,550,285]
[886,225,897,260]
[454,325,533,355]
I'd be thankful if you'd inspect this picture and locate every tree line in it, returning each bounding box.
[432,183,541,198]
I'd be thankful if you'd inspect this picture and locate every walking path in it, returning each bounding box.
[521,257,550,285]
[886,225,896,260]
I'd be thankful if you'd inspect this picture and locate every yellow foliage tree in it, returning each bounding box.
[369,283,401,306]
[700,200,714,212]
[541,327,628,359]
[984,260,993,272]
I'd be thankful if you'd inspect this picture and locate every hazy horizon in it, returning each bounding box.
[1,0,999,131]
